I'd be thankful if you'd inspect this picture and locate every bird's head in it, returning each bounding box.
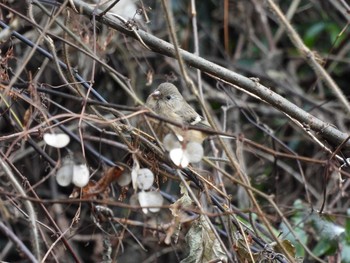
[146,83,184,113]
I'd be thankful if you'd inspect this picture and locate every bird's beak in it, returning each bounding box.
[150,90,161,100]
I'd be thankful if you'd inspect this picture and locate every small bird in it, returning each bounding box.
[145,82,210,143]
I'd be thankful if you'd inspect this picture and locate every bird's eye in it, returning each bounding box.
[166,95,172,100]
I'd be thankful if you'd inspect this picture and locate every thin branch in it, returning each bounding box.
[265,0,350,114]
[71,0,350,149]
[0,156,41,261]
[0,221,38,263]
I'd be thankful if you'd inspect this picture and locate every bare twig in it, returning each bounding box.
[71,0,350,148]
[0,156,41,261]
[0,221,38,263]
[265,0,350,114]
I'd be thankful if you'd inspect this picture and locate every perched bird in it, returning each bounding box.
[145,82,210,143]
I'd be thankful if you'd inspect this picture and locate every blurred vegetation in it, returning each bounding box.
[1,0,350,262]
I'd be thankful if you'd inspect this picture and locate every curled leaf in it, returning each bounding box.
[181,215,228,263]
[78,166,125,198]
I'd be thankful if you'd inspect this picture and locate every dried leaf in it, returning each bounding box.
[181,215,227,263]
[77,166,124,198]
[274,240,297,258]
[166,182,193,245]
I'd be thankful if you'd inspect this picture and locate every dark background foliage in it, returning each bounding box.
[1,0,350,262]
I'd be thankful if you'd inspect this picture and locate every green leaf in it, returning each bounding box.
[311,214,345,240]
[345,209,350,244]
[341,242,350,263]
[279,221,307,257]
[312,238,337,257]
[304,22,326,47]
[278,200,308,257]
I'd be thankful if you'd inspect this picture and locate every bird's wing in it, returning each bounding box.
[176,104,211,128]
